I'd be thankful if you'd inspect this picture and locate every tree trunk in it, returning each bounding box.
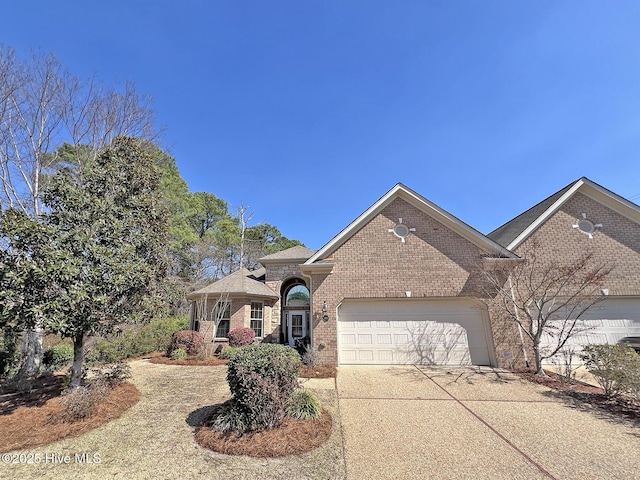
[70,333,85,388]
[16,322,44,378]
[533,345,547,376]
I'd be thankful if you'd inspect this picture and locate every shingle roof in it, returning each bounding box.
[258,245,316,263]
[487,181,575,248]
[186,268,277,300]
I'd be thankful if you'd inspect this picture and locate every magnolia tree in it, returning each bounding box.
[482,242,613,375]
[0,45,157,377]
[0,137,168,386]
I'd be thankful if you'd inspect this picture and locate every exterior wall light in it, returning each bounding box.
[322,301,329,322]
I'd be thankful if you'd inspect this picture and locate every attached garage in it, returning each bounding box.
[542,297,640,361]
[337,299,494,366]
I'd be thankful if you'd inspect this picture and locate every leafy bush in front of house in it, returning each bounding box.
[217,344,301,431]
[171,347,188,360]
[287,389,321,420]
[219,346,240,360]
[86,336,135,365]
[168,330,205,357]
[43,344,74,371]
[132,316,189,354]
[84,316,189,366]
[227,327,255,347]
[581,344,640,396]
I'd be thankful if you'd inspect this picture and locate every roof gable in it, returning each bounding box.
[258,245,316,264]
[488,177,640,250]
[305,183,516,265]
[186,268,277,300]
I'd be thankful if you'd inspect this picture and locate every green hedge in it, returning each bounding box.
[86,316,188,365]
[43,344,74,371]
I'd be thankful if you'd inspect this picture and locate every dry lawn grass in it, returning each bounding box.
[195,407,332,457]
[147,352,229,366]
[1,360,346,480]
[0,382,140,454]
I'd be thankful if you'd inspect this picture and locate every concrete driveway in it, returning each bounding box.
[337,366,640,480]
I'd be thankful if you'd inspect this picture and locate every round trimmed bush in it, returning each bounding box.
[168,330,205,356]
[227,327,255,347]
[226,344,301,430]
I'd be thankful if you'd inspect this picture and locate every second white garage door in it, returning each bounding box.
[337,299,493,366]
[541,297,640,363]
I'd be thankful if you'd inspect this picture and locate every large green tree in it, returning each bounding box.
[0,45,157,377]
[15,137,168,387]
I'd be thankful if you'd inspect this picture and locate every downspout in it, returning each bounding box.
[508,275,530,368]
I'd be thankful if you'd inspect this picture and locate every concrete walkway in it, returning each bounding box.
[337,366,640,480]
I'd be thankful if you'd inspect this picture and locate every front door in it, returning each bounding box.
[287,310,307,347]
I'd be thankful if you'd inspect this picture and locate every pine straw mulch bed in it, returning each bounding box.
[515,368,640,423]
[300,365,337,379]
[0,379,140,453]
[194,403,333,457]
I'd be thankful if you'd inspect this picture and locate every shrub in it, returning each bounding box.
[226,344,301,430]
[581,344,640,396]
[59,384,109,422]
[287,389,321,420]
[219,346,240,360]
[170,347,187,360]
[43,344,74,371]
[210,400,251,433]
[227,327,255,347]
[86,335,136,365]
[92,362,132,388]
[169,330,205,356]
[301,345,320,368]
[133,316,189,354]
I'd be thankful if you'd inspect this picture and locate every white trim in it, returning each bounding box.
[305,183,515,265]
[287,310,307,347]
[250,301,264,338]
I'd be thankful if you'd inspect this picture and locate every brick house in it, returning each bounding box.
[188,178,640,368]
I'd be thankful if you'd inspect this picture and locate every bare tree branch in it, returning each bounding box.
[481,241,614,375]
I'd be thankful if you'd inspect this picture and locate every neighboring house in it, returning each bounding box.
[487,177,640,363]
[187,178,640,368]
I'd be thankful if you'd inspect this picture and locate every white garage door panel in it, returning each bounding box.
[338,300,492,366]
[542,298,640,363]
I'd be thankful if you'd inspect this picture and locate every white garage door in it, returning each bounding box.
[542,298,640,362]
[337,299,493,366]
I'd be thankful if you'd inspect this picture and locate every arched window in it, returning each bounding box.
[284,284,310,307]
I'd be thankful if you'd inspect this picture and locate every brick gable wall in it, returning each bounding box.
[515,192,640,294]
[310,198,504,364]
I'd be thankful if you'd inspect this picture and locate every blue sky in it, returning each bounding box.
[3,1,640,249]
